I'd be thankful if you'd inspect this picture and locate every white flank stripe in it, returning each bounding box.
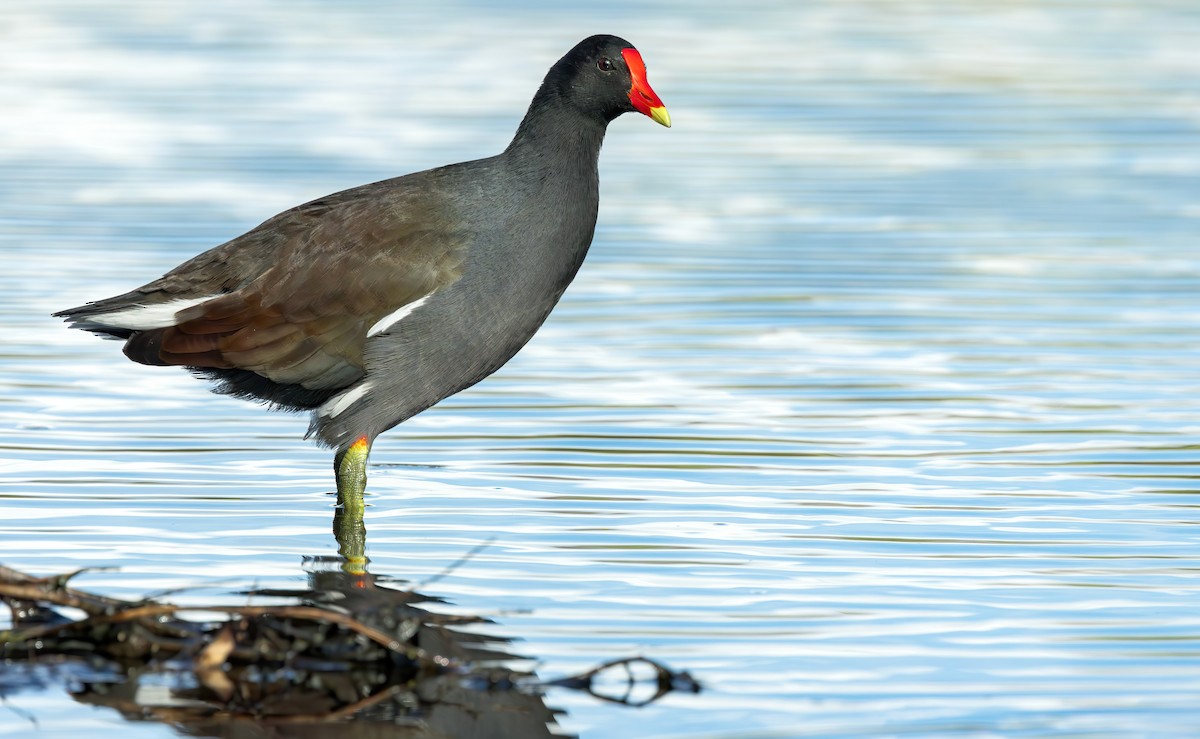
[87,295,216,330]
[319,381,372,418]
[367,294,433,337]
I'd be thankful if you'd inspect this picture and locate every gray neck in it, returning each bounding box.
[503,86,609,177]
[481,87,607,306]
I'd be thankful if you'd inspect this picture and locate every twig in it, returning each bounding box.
[415,537,496,590]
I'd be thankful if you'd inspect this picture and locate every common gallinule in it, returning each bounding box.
[56,35,669,497]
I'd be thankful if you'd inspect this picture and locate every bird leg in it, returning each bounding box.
[333,435,371,574]
[335,435,372,499]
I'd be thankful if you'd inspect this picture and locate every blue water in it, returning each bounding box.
[3,1,1200,737]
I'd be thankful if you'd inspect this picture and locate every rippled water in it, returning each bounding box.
[3,1,1200,736]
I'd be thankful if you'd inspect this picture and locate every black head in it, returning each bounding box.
[542,35,670,127]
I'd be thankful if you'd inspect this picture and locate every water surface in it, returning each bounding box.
[2,1,1200,737]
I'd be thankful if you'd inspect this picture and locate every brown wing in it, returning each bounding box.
[136,190,467,391]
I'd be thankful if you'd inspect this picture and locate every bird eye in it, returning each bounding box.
[597,57,614,72]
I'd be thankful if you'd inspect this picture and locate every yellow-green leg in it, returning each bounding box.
[335,435,371,500]
[333,435,371,575]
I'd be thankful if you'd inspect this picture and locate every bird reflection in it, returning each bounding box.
[333,483,369,576]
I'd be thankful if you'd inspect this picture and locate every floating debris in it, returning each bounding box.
[0,561,698,737]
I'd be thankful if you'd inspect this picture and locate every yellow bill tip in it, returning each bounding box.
[649,105,671,128]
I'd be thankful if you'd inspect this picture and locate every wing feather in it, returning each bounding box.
[97,183,467,394]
